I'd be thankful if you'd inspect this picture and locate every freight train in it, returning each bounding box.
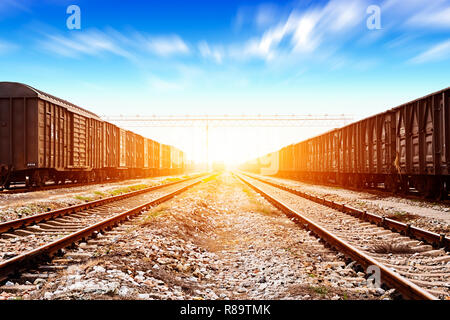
[241,87,450,199]
[0,82,186,189]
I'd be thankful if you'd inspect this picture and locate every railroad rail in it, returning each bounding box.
[0,173,205,234]
[234,172,448,300]
[263,174,450,206]
[240,172,450,251]
[0,173,211,282]
[0,174,192,195]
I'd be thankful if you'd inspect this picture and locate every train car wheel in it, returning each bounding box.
[399,179,408,195]
[436,181,448,200]
[25,176,31,188]
[32,171,43,187]
[384,175,396,194]
[414,178,426,195]
[424,177,437,199]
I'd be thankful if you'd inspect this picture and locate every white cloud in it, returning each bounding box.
[0,0,31,15]
[410,40,450,63]
[382,0,450,29]
[0,39,18,54]
[198,41,224,63]
[39,29,190,60]
[290,11,322,53]
[227,0,366,62]
[148,76,184,91]
[255,4,278,28]
[407,6,450,28]
[41,30,133,59]
[144,35,190,56]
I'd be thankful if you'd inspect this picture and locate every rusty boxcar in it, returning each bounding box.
[243,87,450,199]
[0,82,186,188]
[0,82,104,187]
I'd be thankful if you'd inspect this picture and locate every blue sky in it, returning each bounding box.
[1,0,449,163]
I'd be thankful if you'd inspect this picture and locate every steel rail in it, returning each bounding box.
[234,172,438,300]
[0,174,214,282]
[1,179,126,194]
[1,175,186,194]
[241,171,450,251]
[0,173,206,234]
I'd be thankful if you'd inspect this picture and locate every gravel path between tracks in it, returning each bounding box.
[254,175,450,235]
[0,174,193,223]
[8,173,388,300]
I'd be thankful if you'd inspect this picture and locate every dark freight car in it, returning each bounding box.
[152,139,161,175]
[243,87,450,199]
[103,121,121,180]
[136,134,145,176]
[160,143,171,175]
[0,82,104,187]
[0,82,187,188]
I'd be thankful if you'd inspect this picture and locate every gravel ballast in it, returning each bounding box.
[2,173,387,300]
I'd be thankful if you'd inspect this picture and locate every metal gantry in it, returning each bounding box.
[101,114,355,170]
[101,114,355,127]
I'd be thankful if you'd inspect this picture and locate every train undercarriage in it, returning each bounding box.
[275,171,449,200]
[0,167,177,189]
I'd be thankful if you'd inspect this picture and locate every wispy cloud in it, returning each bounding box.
[410,40,450,63]
[407,6,450,28]
[254,4,279,28]
[148,76,184,91]
[39,29,189,60]
[215,0,367,63]
[29,0,450,72]
[0,39,18,54]
[0,0,32,13]
[198,41,224,63]
[142,35,190,56]
[207,0,450,67]
[382,0,450,29]
[40,29,134,59]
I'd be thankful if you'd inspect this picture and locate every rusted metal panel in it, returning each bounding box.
[443,90,450,174]
[71,112,88,168]
[104,122,120,168]
[171,146,178,169]
[160,144,171,170]
[170,147,185,170]
[153,140,160,169]
[119,128,127,167]
[0,82,187,185]
[136,134,144,169]
[143,138,149,168]
[391,90,450,176]
[0,97,39,171]
[126,130,137,169]
[293,142,300,171]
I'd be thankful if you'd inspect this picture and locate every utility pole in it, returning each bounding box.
[206,116,209,171]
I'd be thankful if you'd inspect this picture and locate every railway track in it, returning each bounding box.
[241,172,450,249]
[0,173,211,284]
[235,172,450,300]
[266,175,450,206]
[0,174,193,195]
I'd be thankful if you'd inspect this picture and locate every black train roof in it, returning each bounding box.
[0,81,101,120]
